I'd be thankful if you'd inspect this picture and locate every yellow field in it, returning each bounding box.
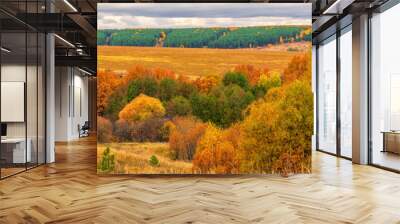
[98,46,303,77]
[98,142,193,174]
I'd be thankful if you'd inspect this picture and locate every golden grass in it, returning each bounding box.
[98,46,304,77]
[98,142,193,174]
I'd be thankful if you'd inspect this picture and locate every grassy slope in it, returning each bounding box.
[98,46,303,78]
[98,143,193,174]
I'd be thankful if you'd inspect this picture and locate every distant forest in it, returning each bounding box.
[98,26,312,49]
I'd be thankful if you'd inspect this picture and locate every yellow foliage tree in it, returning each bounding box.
[239,80,313,175]
[193,124,240,174]
[258,71,282,93]
[118,94,165,121]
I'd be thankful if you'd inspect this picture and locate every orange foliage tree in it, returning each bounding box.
[153,67,176,80]
[282,52,311,84]
[125,65,176,84]
[193,75,219,93]
[119,94,166,121]
[113,118,165,142]
[97,116,113,143]
[193,124,240,174]
[97,70,121,115]
[168,116,206,160]
[233,64,269,86]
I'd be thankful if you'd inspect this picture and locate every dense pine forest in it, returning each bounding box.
[97,26,311,49]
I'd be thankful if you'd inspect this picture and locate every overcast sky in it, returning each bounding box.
[98,3,311,29]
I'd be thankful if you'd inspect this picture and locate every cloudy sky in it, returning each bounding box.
[98,3,311,29]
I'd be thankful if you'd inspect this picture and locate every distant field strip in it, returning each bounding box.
[98,46,302,77]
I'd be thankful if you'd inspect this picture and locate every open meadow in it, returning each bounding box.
[98,45,306,78]
[98,143,193,174]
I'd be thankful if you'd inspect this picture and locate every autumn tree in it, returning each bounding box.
[283,52,311,84]
[130,118,165,142]
[153,67,176,80]
[238,94,281,173]
[252,71,282,97]
[113,118,165,142]
[125,65,150,83]
[193,124,240,174]
[258,71,281,90]
[119,94,166,121]
[97,71,120,115]
[113,119,132,142]
[160,120,176,141]
[124,65,176,84]
[194,75,219,93]
[168,116,206,160]
[239,80,313,175]
[233,64,269,86]
[97,116,113,143]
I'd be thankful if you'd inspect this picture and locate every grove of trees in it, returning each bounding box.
[98,52,313,175]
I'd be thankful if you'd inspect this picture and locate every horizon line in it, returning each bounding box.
[98,24,311,30]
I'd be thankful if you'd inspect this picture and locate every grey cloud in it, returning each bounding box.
[97,3,311,29]
[98,3,311,19]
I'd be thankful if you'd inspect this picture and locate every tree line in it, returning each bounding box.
[97,26,312,49]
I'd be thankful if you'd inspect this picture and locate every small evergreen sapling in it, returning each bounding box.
[100,147,115,172]
[149,155,160,167]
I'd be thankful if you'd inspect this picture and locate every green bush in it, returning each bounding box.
[191,84,254,128]
[127,77,158,101]
[177,81,198,99]
[159,78,179,101]
[166,96,192,117]
[190,93,220,124]
[222,72,249,90]
[219,84,254,127]
[104,88,128,121]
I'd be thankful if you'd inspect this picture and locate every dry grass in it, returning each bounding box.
[98,46,304,77]
[98,142,193,174]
